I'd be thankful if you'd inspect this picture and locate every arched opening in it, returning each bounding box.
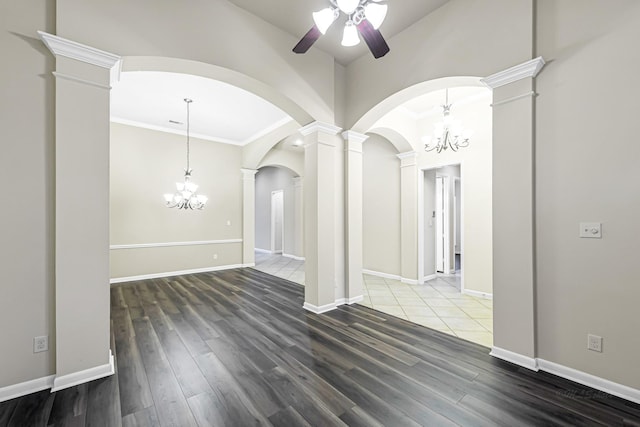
[354,77,494,347]
[252,165,305,286]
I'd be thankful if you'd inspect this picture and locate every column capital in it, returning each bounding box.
[397,151,418,168]
[342,130,369,143]
[38,31,122,85]
[292,176,304,187]
[481,56,545,89]
[299,121,342,137]
[241,168,258,180]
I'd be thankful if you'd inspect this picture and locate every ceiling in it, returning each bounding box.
[110,71,292,145]
[227,0,450,65]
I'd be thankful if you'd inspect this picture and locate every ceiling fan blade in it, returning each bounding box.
[356,19,390,59]
[293,25,322,54]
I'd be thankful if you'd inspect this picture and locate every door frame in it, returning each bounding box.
[271,189,284,254]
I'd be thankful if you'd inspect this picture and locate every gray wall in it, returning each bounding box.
[110,123,244,278]
[0,0,56,388]
[534,0,640,388]
[363,135,401,276]
[254,166,296,254]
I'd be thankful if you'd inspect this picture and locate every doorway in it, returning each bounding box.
[271,190,284,254]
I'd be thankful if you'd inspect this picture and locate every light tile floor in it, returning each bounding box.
[252,252,493,347]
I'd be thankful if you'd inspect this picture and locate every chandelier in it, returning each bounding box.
[163,98,208,210]
[423,89,473,153]
[314,0,388,47]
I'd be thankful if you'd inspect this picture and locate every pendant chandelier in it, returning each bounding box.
[423,89,473,153]
[163,98,208,210]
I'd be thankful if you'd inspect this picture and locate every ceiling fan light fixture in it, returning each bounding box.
[364,2,387,29]
[336,0,360,14]
[313,7,338,34]
[341,21,360,47]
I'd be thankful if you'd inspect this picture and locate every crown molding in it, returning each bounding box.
[481,57,546,89]
[38,31,121,69]
[299,121,342,137]
[396,151,418,160]
[341,130,369,143]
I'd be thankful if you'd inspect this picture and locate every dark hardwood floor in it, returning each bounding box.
[2,268,640,426]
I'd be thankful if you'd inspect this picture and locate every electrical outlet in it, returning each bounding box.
[587,334,603,352]
[34,336,48,353]
[226,220,231,226]
[213,254,218,260]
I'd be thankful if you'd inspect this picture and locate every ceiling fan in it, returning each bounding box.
[293,0,390,59]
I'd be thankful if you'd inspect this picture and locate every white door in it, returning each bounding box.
[435,177,445,273]
[271,190,284,254]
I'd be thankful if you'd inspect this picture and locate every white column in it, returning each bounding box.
[39,32,120,391]
[398,151,420,285]
[300,122,342,313]
[482,57,545,368]
[241,168,258,267]
[292,177,304,259]
[343,131,368,304]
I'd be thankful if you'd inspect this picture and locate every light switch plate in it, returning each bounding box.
[580,222,601,239]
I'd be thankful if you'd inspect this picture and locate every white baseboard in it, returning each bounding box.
[51,350,115,393]
[463,289,493,300]
[110,264,244,284]
[254,248,272,254]
[363,269,418,285]
[362,269,400,280]
[537,359,640,405]
[0,374,55,403]
[303,301,337,314]
[242,263,256,268]
[490,348,640,405]
[283,253,305,261]
[423,274,437,282]
[334,295,364,306]
[490,346,539,371]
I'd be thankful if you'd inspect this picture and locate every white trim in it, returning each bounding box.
[362,269,400,280]
[242,263,256,268]
[346,295,364,304]
[463,289,493,300]
[51,351,115,393]
[537,359,640,405]
[53,72,112,90]
[490,346,539,371]
[240,117,295,145]
[341,130,369,144]
[361,269,420,285]
[299,121,342,137]
[303,301,337,314]
[38,31,121,69]
[283,253,305,261]
[254,247,272,254]
[0,375,55,403]
[396,151,418,160]
[491,91,536,107]
[110,117,245,146]
[423,274,437,282]
[110,264,244,284]
[110,239,242,250]
[481,56,546,89]
[334,295,364,306]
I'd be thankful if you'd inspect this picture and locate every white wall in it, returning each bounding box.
[254,166,297,255]
[423,170,437,278]
[110,123,243,278]
[362,135,401,276]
